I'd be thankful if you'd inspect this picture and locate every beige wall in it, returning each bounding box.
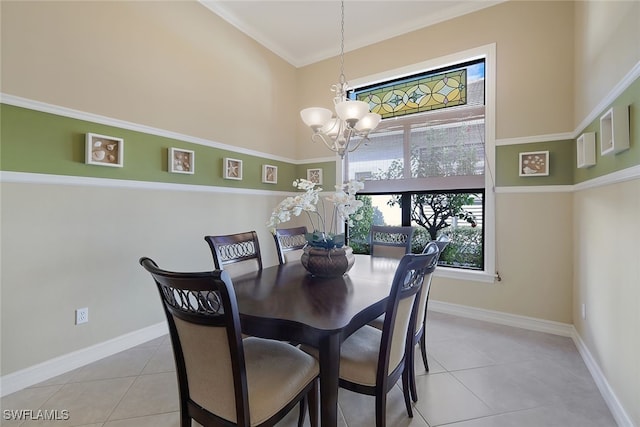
[433,192,574,323]
[0,1,299,159]
[573,2,640,425]
[574,1,640,125]
[297,0,575,159]
[0,182,284,374]
[573,180,640,426]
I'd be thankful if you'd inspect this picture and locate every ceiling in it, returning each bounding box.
[200,1,504,68]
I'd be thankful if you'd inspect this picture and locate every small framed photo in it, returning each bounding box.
[169,147,195,174]
[86,133,123,167]
[519,151,549,177]
[262,164,278,184]
[307,168,323,184]
[224,157,243,180]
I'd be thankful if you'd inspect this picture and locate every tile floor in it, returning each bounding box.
[1,312,617,426]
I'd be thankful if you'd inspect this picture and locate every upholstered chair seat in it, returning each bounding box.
[140,257,318,427]
[241,338,319,425]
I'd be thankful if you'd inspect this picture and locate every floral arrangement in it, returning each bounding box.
[267,178,365,249]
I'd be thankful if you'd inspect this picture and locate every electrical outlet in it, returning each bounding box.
[76,307,89,325]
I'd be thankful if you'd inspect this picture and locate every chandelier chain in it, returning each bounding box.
[339,0,346,87]
[299,0,381,158]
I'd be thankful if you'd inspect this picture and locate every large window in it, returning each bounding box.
[344,46,495,282]
[348,192,484,270]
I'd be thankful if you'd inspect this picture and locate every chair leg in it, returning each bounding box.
[180,413,190,427]
[308,379,319,427]
[402,366,414,418]
[297,394,307,427]
[375,391,388,427]
[420,332,429,372]
[409,347,418,403]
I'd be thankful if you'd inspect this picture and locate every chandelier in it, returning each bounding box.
[300,1,381,158]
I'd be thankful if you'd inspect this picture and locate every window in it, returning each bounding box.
[344,45,496,282]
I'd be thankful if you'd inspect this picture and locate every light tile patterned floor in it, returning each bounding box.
[1,312,617,426]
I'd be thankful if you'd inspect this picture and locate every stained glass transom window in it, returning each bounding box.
[353,69,467,119]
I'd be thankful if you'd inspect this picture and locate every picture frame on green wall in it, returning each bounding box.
[262,164,278,184]
[307,168,323,184]
[518,151,549,177]
[224,157,243,180]
[86,133,123,167]
[169,147,194,174]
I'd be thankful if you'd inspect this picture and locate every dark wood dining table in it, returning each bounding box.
[232,254,400,427]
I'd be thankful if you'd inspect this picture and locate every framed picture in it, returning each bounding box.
[85,133,123,167]
[169,147,195,174]
[519,151,549,176]
[307,168,323,185]
[224,157,243,180]
[262,164,278,184]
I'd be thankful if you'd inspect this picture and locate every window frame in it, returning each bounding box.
[339,44,496,283]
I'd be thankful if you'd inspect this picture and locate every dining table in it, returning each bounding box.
[232,254,400,427]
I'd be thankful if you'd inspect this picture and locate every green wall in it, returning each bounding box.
[496,139,575,187]
[3,76,637,191]
[0,104,337,190]
[573,77,640,184]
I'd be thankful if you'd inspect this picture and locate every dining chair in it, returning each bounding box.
[370,225,414,259]
[368,242,440,403]
[406,241,441,402]
[302,252,433,427]
[273,226,308,265]
[366,225,415,332]
[139,257,319,427]
[204,231,263,278]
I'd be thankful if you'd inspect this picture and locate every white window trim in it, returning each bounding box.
[338,43,497,283]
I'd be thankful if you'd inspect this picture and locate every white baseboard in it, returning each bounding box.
[429,300,575,336]
[429,300,635,427]
[0,321,168,397]
[571,331,635,427]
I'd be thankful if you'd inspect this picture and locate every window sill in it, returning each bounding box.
[434,267,497,283]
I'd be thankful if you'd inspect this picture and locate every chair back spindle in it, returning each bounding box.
[370,225,414,259]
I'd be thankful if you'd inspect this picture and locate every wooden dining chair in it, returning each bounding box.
[273,226,308,265]
[406,241,441,402]
[370,225,414,259]
[139,257,319,427]
[302,252,433,427]
[204,231,263,278]
[366,225,415,332]
[367,243,440,404]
